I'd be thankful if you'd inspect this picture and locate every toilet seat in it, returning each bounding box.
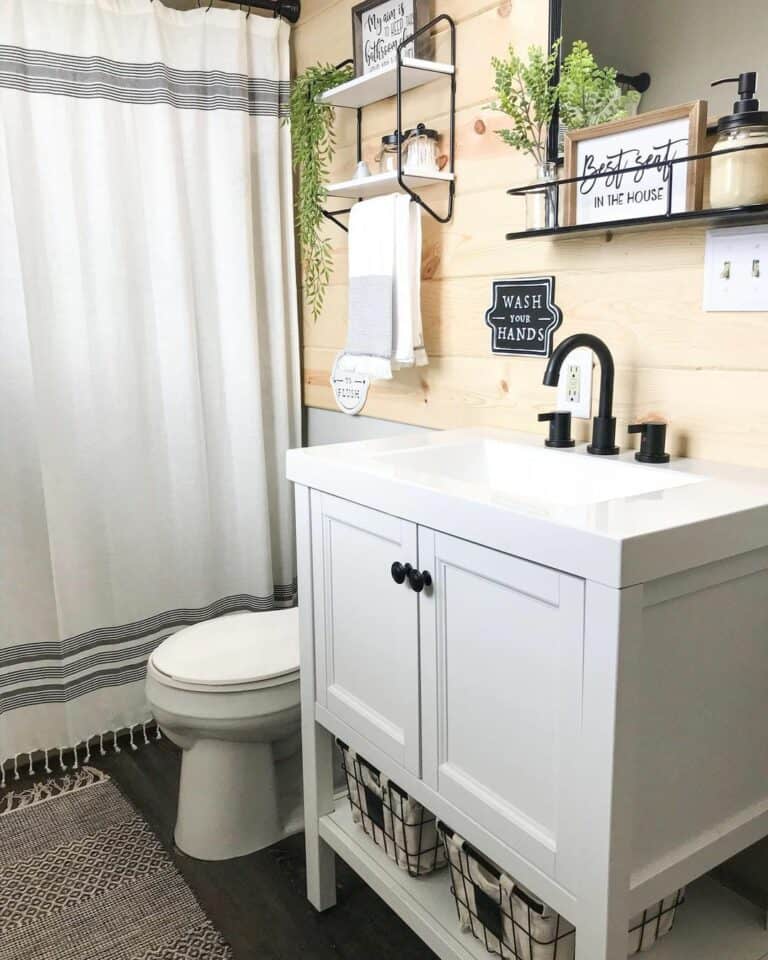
[149,609,299,693]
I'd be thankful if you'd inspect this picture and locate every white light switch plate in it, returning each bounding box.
[703,226,768,311]
[556,347,593,420]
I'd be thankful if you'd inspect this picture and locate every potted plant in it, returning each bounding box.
[287,61,353,321]
[489,41,561,230]
[489,40,640,230]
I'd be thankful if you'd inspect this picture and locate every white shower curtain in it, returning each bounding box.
[0,0,301,774]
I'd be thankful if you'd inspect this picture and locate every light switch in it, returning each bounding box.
[703,226,768,311]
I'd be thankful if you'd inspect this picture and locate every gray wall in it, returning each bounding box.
[305,408,431,446]
[563,0,767,120]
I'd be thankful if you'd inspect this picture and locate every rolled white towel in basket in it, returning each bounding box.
[341,194,426,381]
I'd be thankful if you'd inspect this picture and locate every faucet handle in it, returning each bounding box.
[628,421,670,464]
[538,411,575,448]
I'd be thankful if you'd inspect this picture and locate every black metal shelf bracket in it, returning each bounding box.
[322,207,352,233]
[320,14,457,230]
[505,140,768,241]
[395,14,456,224]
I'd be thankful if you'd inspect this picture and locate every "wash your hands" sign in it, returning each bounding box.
[485,277,563,357]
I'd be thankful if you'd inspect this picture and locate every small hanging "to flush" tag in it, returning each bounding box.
[484,276,563,358]
[330,353,370,415]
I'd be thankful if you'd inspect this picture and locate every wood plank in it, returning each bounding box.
[302,269,768,372]
[302,348,768,467]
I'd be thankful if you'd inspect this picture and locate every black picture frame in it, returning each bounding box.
[352,0,433,77]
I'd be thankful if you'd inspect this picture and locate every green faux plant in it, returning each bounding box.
[489,41,561,163]
[287,61,353,322]
[558,40,640,130]
[488,39,640,160]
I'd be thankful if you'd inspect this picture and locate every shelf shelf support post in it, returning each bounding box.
[396,14,456,224]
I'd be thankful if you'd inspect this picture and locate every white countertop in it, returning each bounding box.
[287,428,768,588]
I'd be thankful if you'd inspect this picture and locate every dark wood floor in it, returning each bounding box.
[90,739,437,960]
[6,737,767,957]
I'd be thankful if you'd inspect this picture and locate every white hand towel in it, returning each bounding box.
[344,194,397,381]
[342,193,427,381]
[392,195,427,369]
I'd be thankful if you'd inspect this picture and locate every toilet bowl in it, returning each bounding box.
[145,609,302,861]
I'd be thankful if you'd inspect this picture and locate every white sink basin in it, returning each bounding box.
[376,437,701,507]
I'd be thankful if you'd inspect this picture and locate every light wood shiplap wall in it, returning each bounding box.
[293,0,768,467]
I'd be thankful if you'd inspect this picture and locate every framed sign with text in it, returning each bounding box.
[351,0,432,76]
[563,101,706,226]
[485,277,563,358]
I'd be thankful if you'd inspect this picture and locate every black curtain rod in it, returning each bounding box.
[237,0,300,22]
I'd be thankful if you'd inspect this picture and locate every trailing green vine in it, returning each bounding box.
[287,61,353,322]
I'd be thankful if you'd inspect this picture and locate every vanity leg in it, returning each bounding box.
[573,582,641,960]
[296,483,337,911]
[575,902,630,960]
[301,718,337,911]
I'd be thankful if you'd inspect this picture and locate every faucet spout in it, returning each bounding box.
[542,334,619,455]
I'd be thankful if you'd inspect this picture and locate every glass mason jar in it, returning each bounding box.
[377,131,405,174]
[403,124,440,175]
[710,123,768,208]
[525,161,558,231]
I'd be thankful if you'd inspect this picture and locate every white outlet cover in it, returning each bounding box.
[556,346,593,420]
[703,226,768,312]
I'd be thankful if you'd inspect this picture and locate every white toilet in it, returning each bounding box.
[145,609,302,861]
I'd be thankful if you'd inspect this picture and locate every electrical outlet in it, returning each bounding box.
[556,347,593,419]
[704,226,768,311]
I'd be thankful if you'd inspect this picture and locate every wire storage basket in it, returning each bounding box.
[439,824,685,959]
[337,739,447,877]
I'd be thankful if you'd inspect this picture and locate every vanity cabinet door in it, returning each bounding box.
[311,492,421,775]
[419,529,584,877]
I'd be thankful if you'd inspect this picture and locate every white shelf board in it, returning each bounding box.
[326,170,454,200]
[319,804,487,960]
[320,804,768,960]
[319,58,454,110]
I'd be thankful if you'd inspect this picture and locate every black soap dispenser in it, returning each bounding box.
[710,72,768,208]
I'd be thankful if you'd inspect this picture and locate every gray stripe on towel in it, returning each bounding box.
[347,275,393,359]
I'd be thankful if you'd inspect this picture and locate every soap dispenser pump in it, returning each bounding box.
[710,71,768,208]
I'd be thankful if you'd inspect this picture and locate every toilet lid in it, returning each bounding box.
[150,609,299,687]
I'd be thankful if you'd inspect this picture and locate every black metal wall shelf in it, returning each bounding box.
[505,204,768,241]
[321,14,456,232]
[505,141,768,241]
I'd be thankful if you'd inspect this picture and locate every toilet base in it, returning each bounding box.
[174,738,286,861]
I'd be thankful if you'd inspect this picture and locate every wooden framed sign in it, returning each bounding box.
[563,101,706,226]
[351,0,432,76]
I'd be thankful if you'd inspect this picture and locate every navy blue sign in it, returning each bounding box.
[485,276,562,357]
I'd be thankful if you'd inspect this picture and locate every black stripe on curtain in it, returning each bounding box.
[0,587,298,713]
[0,44,291,116]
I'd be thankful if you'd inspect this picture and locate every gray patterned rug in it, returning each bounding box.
[0,766,233,960]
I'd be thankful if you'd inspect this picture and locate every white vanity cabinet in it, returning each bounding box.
[311,493,586,880]
[289,429,768,960]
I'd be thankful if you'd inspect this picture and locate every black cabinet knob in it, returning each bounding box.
[407,568,433,593]
[391,561,407,584]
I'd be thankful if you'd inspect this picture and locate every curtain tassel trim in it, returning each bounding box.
[0,722,162,789]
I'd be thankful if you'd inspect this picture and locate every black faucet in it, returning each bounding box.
[543,334,619,455]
